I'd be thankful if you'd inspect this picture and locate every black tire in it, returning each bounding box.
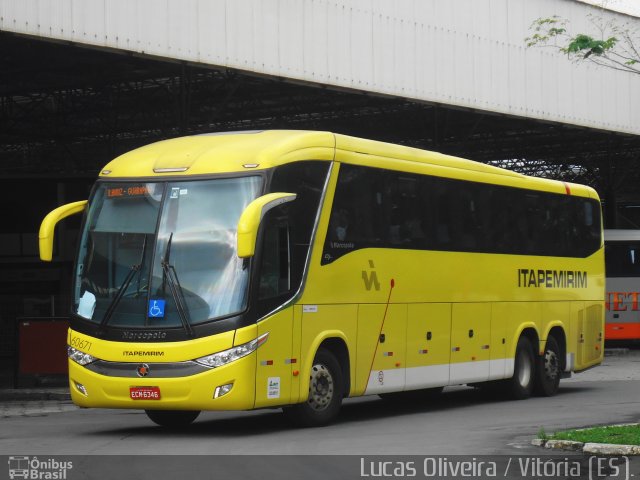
[145,409,200,427]
[533,336,562,396]
[506,336,535,400]
[283,348,344,427]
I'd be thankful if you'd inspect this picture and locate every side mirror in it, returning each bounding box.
[39,200,88,261]
[237,193,296,258]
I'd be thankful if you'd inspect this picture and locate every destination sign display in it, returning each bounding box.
[106,185,149,199]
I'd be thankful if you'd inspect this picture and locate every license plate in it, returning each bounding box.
[130,386,161,400]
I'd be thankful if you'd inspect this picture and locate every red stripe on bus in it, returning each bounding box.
[606,323,640,340]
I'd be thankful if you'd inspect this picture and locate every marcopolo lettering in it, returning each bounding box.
[518,269,587,288]
[122,331,167,340]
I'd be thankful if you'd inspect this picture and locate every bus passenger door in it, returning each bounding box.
[449,303,491,384]
[405,304,451,390]
[253,220,295,408]
[357,304,407,395]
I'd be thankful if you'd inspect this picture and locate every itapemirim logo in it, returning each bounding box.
[7,456,73,479]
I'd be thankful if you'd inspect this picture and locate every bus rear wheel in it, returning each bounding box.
[145,409,200,427]
[534,336,561,396]
[283,348,343,427]
[506,336,535,400]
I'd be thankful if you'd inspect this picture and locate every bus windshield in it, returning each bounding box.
[74,176,263,328]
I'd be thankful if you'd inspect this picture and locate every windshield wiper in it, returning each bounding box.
[134,235,149,297]
[98,235,148,333]
[161,233,194,337]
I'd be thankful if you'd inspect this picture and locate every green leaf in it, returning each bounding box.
[566,34,618,58]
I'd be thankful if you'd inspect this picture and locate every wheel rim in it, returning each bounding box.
[517,350,532,388]
[544,350,559,381]
[308,363,334,411]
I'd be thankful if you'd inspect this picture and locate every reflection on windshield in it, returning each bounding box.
[74,177,262,328]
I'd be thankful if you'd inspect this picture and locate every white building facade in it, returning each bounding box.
[1,0,638,135]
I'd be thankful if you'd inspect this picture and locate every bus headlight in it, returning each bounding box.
[67,346,97,366]
[194,333,269,368]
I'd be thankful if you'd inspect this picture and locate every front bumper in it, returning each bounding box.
[68,353,256,411]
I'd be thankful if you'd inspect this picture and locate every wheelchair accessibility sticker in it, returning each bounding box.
[148,299,166,318]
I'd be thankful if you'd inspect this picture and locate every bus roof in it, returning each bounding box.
[99,130,597,199]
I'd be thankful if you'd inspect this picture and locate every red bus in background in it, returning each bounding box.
[605,230,640,340]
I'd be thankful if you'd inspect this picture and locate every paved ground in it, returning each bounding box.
[564,348,640,382]
[0,388,73,418]
[0,399,76,418]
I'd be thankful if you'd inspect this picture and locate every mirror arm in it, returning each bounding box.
[39,200,88,261]
[237,193,296,258]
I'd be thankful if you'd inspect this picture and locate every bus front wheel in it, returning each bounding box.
[533,336,561,396]
[145,409,200,427]
[283,348,343,427]
[506,336,535,400]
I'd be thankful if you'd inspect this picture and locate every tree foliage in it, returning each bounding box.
[526,10,640,74]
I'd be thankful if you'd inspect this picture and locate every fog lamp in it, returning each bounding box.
[74,381,88,396]
[214,383,233,399]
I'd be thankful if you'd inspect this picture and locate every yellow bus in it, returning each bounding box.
[39,130,604,427]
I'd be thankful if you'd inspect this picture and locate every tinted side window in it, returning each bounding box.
[606,242,640,277]
[322,163,601,264]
